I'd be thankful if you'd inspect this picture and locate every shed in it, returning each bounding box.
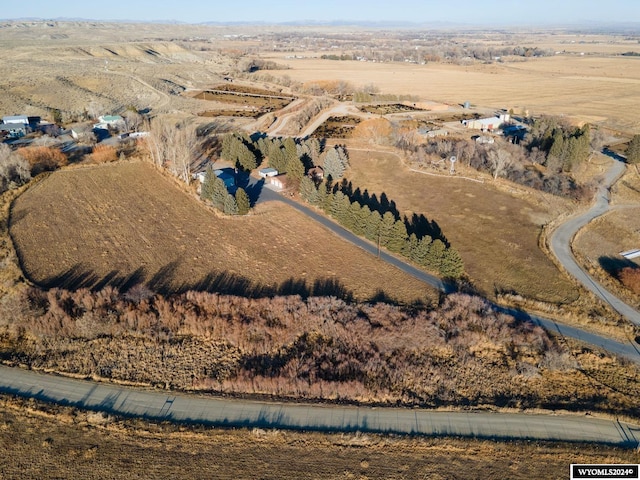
[259,167,279,178]
[269,174,287,190]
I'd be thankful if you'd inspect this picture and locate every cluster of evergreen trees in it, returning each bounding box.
[220,133,257,172]
[220,133,351,186]
[526,117,591,173]
[299,177,464,278]
[200,167,250,215]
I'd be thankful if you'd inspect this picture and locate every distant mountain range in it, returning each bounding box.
[2,17,640,32]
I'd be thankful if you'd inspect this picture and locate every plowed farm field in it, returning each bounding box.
[9,162,436,303]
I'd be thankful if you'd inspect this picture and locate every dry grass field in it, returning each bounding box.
[342,143,578,302]
[9,161,436,304]
[267,55,640,133]
[1,395,638,480]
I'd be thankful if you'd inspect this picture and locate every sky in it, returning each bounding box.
[1,0,639,26]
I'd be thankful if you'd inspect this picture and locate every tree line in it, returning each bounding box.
[299,177,464,279]
[405,117,595,200]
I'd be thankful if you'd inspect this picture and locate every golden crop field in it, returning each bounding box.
[267,54,640,133]
[9,161,437,304]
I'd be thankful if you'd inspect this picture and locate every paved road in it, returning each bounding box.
[256,182,453,293]
[1,366,638,447]
[254,179,640,364]
[549,158,640,326]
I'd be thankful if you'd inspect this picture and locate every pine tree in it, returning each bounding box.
[235,187,250,215]
[283,137,298,164]
[365,210,382,242]
[353,204,371,237]
[268,143,287,173]
[404,233,419,259]
[426,239,447,272]
[299,176,317,203]
[223,193,238,215]
[287,155,305,182]
[627,135,640,164]
[200,166,217,201]
[323,147,346,180]
[330,192,351,226]
[387,219,408,253]
[439,247,464,278]
[221,134,235,162]
[236,142,257,171]
[211,176,229,210]
[412,236,433,267]
[378,211,396,247]
[546,131,566,173]
[322,190,334,213]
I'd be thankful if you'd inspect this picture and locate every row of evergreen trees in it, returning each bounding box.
[299,176,464,278]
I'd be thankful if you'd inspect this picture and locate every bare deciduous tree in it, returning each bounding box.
[488,148,513,180]
[145,119,203,184]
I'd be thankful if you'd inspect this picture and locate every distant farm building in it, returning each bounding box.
[462,114,510,132]
[2,115,29,125]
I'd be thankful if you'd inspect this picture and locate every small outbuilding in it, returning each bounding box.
[259,167,279,178]
[269,174,287,190]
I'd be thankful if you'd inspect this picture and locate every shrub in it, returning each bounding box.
[17,146,68,175]
[618,267,640,294]
[91,145,118,164]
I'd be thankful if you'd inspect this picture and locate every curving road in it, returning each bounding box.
[550,158,640,326]
[256,182,452,293]
[1,366,639,447]
[254,179,640,364]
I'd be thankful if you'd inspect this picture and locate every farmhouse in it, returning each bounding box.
[308,166,324,181]
[1,114,33,138]
[70,122,95,141]
[2,115,29,125]
[195,167,237,192]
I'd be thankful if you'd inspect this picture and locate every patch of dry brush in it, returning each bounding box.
[2,287,638,416]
